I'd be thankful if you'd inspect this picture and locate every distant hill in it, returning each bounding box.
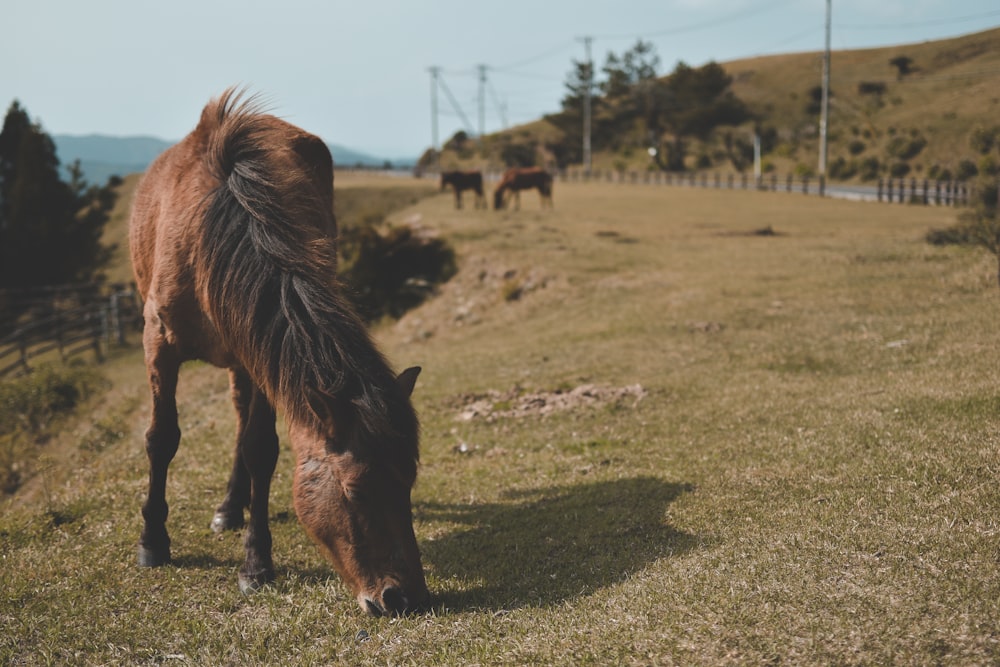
[435,26,1000,182]
[53,134,415,184]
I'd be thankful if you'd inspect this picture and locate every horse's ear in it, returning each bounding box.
[396,366,421,397]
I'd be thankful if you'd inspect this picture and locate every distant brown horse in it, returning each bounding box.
[493,167,554,210]
[129,88,429,616]
[440,170,486,209]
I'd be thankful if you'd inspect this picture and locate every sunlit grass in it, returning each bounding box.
[3,181,999,664]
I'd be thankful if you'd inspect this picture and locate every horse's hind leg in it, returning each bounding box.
[210,369,254,533]
[229,370,279,593]
[137,315,182,567]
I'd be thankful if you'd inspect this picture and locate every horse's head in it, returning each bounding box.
[290,367,429,616]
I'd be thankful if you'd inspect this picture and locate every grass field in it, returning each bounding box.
[2,179,999,664]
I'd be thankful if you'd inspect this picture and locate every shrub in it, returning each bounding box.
[889,162,911,178]
[928,164,953,181]
[969,126,998,155]
[980,155,999,176]
[886,135,926,160]
[848,140,866,155]
[859,157,881,181]
[828,157,857,180]
[857,81,887,96]
[925,175,1000,283]
[956,160,979,181]
[341,224,457,322]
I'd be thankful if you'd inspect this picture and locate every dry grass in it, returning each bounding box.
[3,180,1000,664]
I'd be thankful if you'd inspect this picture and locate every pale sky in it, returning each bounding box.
[3,1,999,159]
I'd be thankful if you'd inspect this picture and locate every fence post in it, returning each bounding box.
[818,174,825,197]
[887,179,894,203]
[802,176,810,194]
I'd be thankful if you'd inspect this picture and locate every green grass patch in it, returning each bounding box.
[3,182,1000,664]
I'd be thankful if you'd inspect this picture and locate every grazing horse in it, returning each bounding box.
[493,167,554,210]
[128,88,429,616]
[440,170,486,209]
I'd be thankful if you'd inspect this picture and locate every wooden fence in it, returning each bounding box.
[0,284,142,379]
[553,169,970,206]
[440,169,971,207]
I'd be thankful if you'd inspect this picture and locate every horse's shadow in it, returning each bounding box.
[417,476,698,612]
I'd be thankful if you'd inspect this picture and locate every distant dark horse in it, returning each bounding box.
[493,167,554,210]
[440,170,486,209]
[129,88,429,616]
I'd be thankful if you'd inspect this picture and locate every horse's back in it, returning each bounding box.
[129,92,335,367]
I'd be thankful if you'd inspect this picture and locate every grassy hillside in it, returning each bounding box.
[436,26,1000,181]
[3,178,1000,663]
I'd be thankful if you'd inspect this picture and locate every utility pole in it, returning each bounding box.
[477,64,487,138]
[818,0,831,195]
[577,36,593,174]
[428,66,440,158]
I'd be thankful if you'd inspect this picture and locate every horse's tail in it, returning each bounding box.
[198,89,404,435]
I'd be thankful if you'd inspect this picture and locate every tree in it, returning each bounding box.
[651,61,752,171]
[889,55,914,80]
[600,40,660,100]
[0,100,115,289]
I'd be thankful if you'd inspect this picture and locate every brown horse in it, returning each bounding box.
[440,170,486,209]
[493,167,554,210]
[129,88,429,616]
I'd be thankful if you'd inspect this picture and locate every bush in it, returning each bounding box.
[827,157,857,180]
[341,224,457,322]
[956,160,979,181]
[859,157,881,182]
[969,126,998,155]
[979,155,998,176]
[848,140,866,155]
[925,174,1000,283]
[886,134,926,160]
[928,165,953,181]
[889,162,911,178]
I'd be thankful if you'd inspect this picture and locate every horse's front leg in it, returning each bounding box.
[137,312,182,567]
[211,369,254,532]
[232,371,279,593]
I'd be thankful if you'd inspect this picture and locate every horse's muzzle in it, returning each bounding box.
[361,586,431,616]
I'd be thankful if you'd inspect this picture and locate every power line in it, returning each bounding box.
[837,9,1000,30]
[493,41,578,72]
[592,0,796,41]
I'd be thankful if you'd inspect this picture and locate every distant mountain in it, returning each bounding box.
[52,134,415,184]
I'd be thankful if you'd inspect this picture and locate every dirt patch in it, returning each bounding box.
[392,254,562,343]
[453,383,646,422]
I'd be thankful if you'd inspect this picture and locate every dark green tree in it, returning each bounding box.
[651,61,752,171]
[889,55,914,80]
[0,100,115,289]
[600,40,660,100]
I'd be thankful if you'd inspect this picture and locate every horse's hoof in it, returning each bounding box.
[238,570,275,595]
[210,511,244,534]
[137,545,171,567]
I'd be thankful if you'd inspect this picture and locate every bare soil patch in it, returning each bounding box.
[452,383,646,422]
